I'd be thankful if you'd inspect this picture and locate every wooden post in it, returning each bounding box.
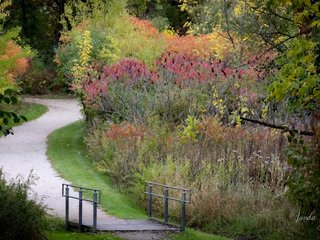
[79,188,83,232]
[148,183,153,219]
[65,186,69,230]
[181,190,186,231]
[93,191,98,233]
[164,188,169,224]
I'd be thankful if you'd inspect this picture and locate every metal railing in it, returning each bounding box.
[144,181,192,231]
[62,184,101,232]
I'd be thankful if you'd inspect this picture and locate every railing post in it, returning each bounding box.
[93,190,98,233]
[164,188,169,224]
[79,188,83,232]
[181,190,186,231]
[65,185,69,230]
[148,183,153,219]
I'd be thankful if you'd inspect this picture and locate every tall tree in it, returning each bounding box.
[4,0,65,59]
[127,0,190,34]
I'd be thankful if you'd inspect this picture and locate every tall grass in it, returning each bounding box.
[84,116,306,239]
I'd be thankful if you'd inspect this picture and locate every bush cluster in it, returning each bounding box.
[0,28,33,92]
[0,170,47,240]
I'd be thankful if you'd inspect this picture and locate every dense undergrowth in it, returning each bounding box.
[0,171,47,240]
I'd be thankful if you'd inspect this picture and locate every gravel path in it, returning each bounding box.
[0,98,115,224]
[0,98,173,240]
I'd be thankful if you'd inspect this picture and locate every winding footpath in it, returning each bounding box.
[0,98,174,240]
[0,98,106,222]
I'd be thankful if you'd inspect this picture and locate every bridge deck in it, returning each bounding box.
[69,219,180,232]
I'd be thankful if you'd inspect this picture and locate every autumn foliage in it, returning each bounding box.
[0,30,32,92]
[100,58,157,85]
[129,16,235,59]
[105,122,148,141]
[128,16,159,38]
[56,12,306,239]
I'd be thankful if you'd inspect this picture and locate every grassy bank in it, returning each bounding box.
[19,101,48,122]
[0,101,48,136]
[171,229,229,240]
[47,120,145,219]
[48,231,123,240]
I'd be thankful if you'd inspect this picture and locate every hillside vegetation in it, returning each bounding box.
[1,0,319,239]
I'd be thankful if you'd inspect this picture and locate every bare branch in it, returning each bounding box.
[244,0,294,23]
[267,7,294,23]
[223,0,235,47]
[236,32,299,68]
[240,116,314,136]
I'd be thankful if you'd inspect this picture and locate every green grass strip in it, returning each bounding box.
[19,102,48,122]
[47,231,123,240]
[171,229,230,240]
[0,101,48,136]
[47,120,146,219]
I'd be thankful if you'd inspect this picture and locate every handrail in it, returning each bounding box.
[144,181,192,203]
[62,183,101,204]
[62,183,102,193]
[145,181,191,192]
[144,181,192,231]
[62,183,101,233]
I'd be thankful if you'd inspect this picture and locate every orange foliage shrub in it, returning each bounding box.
[0,40,31,90]
[163,34,212,57]
[128,16,160,37]
[105,122,149,141]
[13,58,30,77]
[0,41,21,60]
[59,35,72,44]
[128,16,234,59]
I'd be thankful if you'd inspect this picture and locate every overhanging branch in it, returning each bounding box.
[240,116,314,136]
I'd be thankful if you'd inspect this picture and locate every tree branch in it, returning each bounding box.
[240,116,314,136]
[223,0,235,47]
[256,32,298,59]
[267,7,294,23]
[236,32,299,68]
[244,1,294,23]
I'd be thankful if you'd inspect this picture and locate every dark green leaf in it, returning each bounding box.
[4,97,10,104]
[4,89,14,95]
[10,96,18,104]
[3,118,9,125]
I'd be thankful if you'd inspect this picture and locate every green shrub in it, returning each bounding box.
[286,135,320,236]
[0,170,47,240]
[18,57,58,94]
[151,16,170,31]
